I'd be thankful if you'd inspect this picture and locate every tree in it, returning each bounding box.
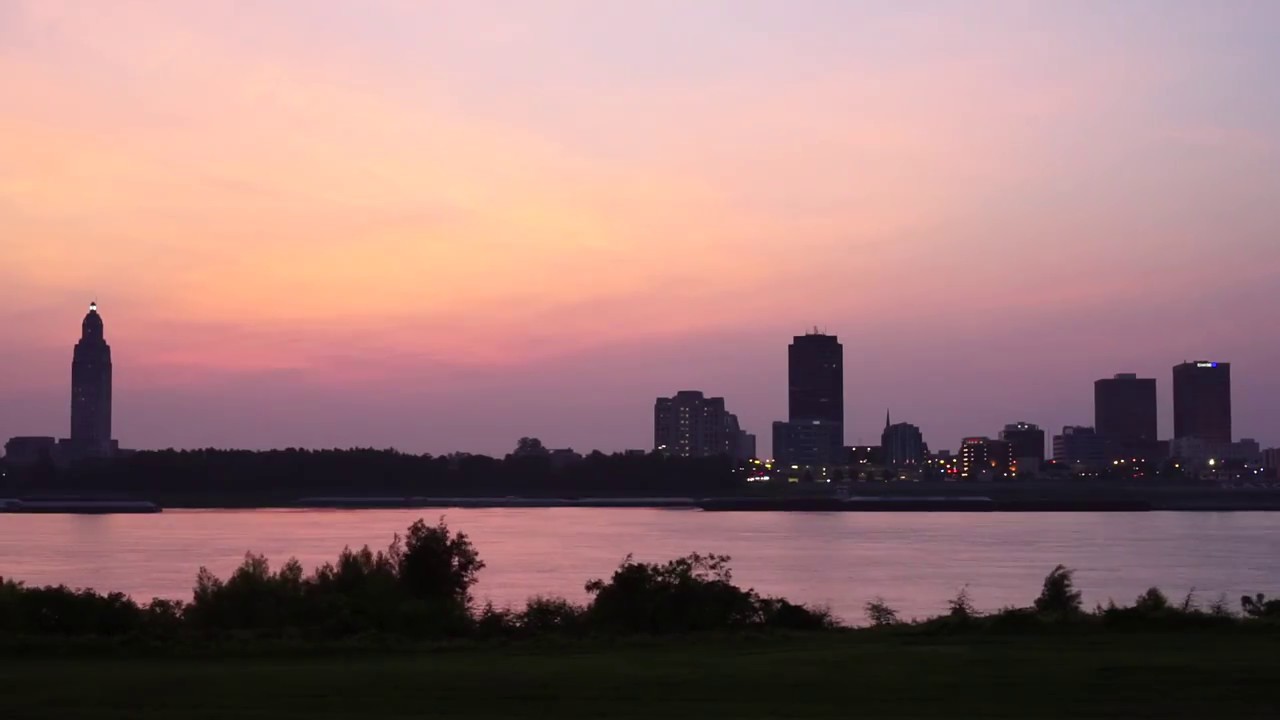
[1241,593,1280,618]
[1034,565,1082,616]
[397,519,485,607]
[865,597,900,626]
[512,437,549,458]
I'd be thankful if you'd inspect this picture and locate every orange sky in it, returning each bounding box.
[3,1,1278,453]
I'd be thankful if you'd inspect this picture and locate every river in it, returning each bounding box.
[2,509,1278,621]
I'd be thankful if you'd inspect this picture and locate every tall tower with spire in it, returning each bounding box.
[70,301,112,445]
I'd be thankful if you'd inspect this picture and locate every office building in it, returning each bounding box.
[773,331,843,466]
[1094,373,1160,460]
[881,412,925,467]
[999,422,1046,472]
[1170,437,1261,464]
[69,302,114,452]
[654,391,750,459]
[726,413,757,462]
[1173,361,1231,444]
[1052,426,1106,469]
[1265,448,1280,479]
[959,437,1013,480]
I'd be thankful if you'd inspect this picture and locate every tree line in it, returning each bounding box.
[4,444,742,499]
[3,518,1280,643]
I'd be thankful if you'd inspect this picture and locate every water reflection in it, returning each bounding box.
[2,509,1278,621]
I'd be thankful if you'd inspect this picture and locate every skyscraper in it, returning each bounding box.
[70,302,112,447]
[654,391,751,459]
[773,331,843,466]
[1094,374,1158,444]
[1172,362,1231,444]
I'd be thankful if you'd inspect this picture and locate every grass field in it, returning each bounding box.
[2,633,1280,718]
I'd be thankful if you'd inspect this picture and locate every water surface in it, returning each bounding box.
[2,509,1277,621]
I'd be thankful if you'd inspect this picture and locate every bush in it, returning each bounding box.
[759,598,837,631]
[1241,593,1280,619]
[0,578,143,637]
[948,586,978,621]
[518,596,587,635]
[1034,565,1082,618]
[584,553,763,633]
[1134,587,1170,613]
[864,598,899,627]
[8,532,1280,643]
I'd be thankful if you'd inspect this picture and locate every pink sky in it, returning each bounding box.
[2,1,1278,455]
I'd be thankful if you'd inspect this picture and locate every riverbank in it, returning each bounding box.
[11,483,1280,511]
[3,633,1279,718]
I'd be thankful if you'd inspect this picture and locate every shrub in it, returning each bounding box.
[759,598,837,631]
[1133,587,1170,613]
[518,596,587,635]
[0,582,142,636]
[474,602,516,638]
[864,598,899,627]
[1033,565,1082,618]
[187,554,306,631]
[1208,594,1234,618]
[585,553,763,633]
[948,586,978,621]
[1241,593,1280,619]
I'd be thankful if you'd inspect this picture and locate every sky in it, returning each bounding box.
[2,0,1278,456]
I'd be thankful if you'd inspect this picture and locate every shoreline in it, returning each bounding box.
[9,492,1280,512]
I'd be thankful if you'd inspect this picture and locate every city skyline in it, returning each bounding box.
[3,2,1279,455]
[2,301,1269,461]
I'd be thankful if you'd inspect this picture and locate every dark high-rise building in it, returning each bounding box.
[1172,361,1231,444]
[654,391,750,459]
[1052,426,1106,469]
[70,302,112,446]
[999,422,1046,471]
[773,331,843,466]
[1094,374,1158,444]
[881,412,925,467]
[788,332,843,424]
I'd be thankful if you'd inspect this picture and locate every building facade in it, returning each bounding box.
[999,422,1046,472]
[725,412,757,462]
[70,302,113,448]
[773,331,843,466]
[959,437,1013,480]
[654,391,750,459]
[1052,426,1106,469]
[1265,448,1280,479]
[1173,361,1231,445]
[881,413,925,467]
[1095,373,1159,460]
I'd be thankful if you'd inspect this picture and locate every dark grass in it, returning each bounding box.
[2,633,1279,719]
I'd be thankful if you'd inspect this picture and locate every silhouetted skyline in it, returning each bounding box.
[3,2,1279,454]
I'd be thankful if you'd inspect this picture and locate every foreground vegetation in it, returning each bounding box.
[5,518,1280,716]
[4,519,1280,643]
